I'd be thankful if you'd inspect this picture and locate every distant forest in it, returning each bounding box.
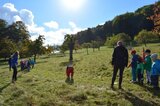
[65,1,159,45]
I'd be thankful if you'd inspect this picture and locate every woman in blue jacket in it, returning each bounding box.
[11,51,19,83]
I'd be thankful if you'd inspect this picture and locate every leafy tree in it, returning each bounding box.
[0,19,7,38]
[82,43,91,55]
[0,37,16,59]
[105,33,131,47]
[64,34,75,62]
[45,45,54,54]
[29,35,45,62]
[6,21,30,43]
[148,1,160,40]
[134,30,158,46]
[74,40,81,53]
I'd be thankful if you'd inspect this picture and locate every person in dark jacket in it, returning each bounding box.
[111,41,128,89]
[11,51,19,83]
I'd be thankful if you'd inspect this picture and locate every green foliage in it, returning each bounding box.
[82,43,91,55]
[0,38,16,59]
[63,34,75,61]
[70,3,155,46]
[45,45,54,54]
[28,35,45,61]
[134,30,159,46]
[0,21,32,58]
[105,33,131,47]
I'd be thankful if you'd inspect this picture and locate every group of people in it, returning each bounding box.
[111,41,160,89]
[8,51,35,83]
[20,58,35,71]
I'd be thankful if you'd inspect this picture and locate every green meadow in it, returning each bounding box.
[0,43,160,106]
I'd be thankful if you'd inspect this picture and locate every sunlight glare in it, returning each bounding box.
[61,0,86,11]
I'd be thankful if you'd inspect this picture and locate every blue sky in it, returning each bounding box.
[0,0,158,45]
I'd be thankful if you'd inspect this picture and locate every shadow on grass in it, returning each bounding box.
[0,83,11,93]
[36,61,48,64]
[60,61,69,66]
[120,90,159,106]
[65,78,74,85]
[143,85,160,97]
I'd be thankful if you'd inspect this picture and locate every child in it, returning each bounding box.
[128,50,139,83]
[144,49,152,84]
[137,56,144,85]
[150,53,160,89]
[65,62,74,84]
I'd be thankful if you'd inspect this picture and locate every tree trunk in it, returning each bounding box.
[69,42,74,61]
[98,47,100,51]
[87,48,89,55]
[34,54,37,63]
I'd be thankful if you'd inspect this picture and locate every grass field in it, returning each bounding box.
[0,43,160,106]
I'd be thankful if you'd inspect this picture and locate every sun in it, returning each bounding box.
[60,0,86,11]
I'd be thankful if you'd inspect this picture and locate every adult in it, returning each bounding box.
[150,53,160,89]
[11,51,19,83]
[111,41,128,89]
[8,56,12,71]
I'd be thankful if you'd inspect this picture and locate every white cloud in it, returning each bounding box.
[69,21,76,29]
[13,15,22,22]
[0,3,85,45]
[3,3,17,12]
[19,9,34,26]
[44,21,59,29]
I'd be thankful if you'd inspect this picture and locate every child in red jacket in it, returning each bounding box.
[65,63,74,84]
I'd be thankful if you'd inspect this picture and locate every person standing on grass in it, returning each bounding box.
[65,61,74,84]
[128,50,139,83]
[11,51,19,83]
[144,49,152,85]
[111,41,128,89]
[136,56,144,85]
[150,53,160,89]
[8,56,12,71]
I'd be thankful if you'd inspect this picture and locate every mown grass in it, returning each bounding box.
[0,43,160,106]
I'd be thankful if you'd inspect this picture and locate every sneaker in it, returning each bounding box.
[130,80,136,83]
[65,77,70,83]
[70,78,74,84]
[119,86,122,89]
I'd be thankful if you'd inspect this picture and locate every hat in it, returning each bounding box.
[131,50,136,54]
[150,53,158,59]
[145,49,151,53]
[117,41,123,46]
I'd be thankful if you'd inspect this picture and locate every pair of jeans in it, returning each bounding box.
[151,75,159,88]
[111,65,125,87]
[146,70,151,83]
[131,68,137,81]
[12,66,17,81]
[137,69,143,83]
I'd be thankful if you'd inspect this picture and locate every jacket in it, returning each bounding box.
[11,54,18,67]
[151,59,160,75]
[144,55,152,71]
[112,45,128,67]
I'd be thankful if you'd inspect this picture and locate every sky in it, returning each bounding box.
[0,0,158,45]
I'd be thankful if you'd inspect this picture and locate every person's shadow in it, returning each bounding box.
[65,78,74,85]
[119,90,159,106]
[143,84,160,97]
[0,83,11,93]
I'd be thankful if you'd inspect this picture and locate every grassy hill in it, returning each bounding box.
[0,43,160,106]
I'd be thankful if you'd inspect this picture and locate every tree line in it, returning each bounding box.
[0,20,53,61]
[62,1,160,49]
